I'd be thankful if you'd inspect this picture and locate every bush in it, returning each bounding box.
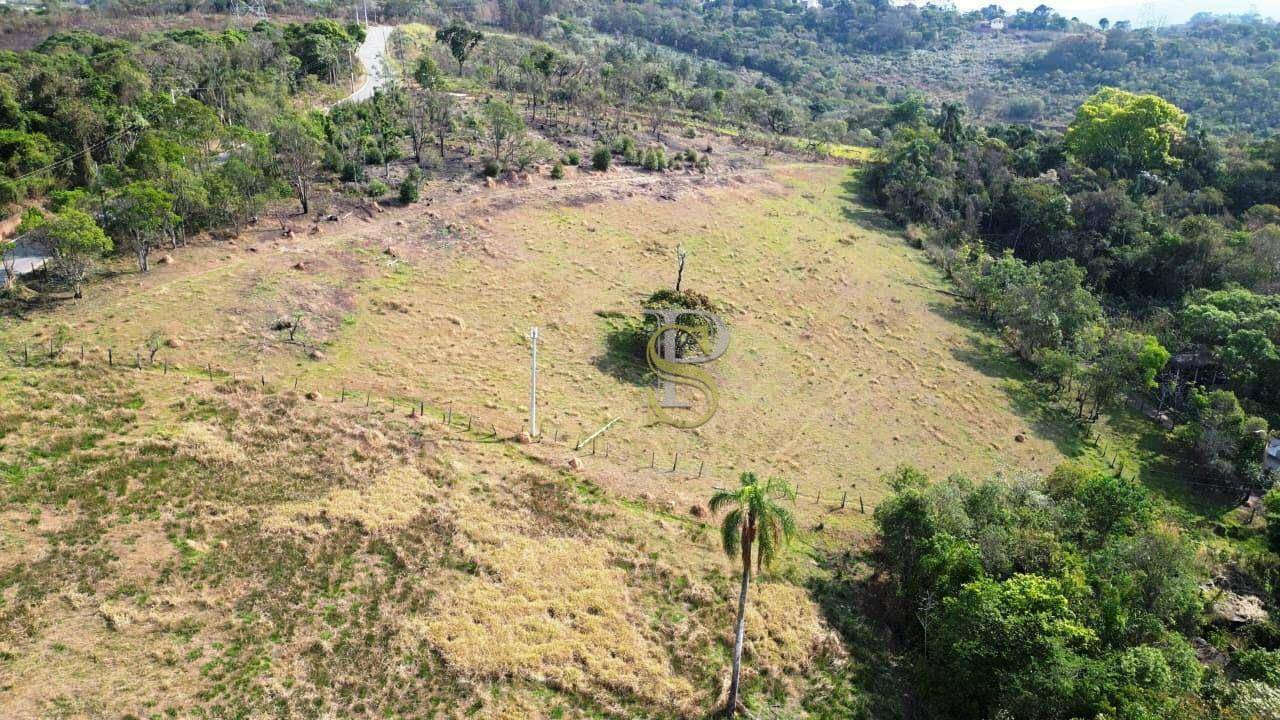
[365,179,390,198]
[550,161,565,180]
[641,147,668,171]
[1237,648,1280,684]
[612,135,636,159]
[340,161,364,182]
[399,177,420,204]
[591,146,612,172]
[1265,488,1280,551]
[566,150,581,165]
[482,159,501,177]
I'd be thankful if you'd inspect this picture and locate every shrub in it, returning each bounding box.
[399,177,420,204]
[482,159,501,177]
[365,179,390,198]
[591,146,612,171]
[566,150,581,165]
[1236,648,1280,685]
[641,147,668,171]
[550,161,565,180]
[340,161,364,182]
[1265,488,1280,551]
[613,135,639,163]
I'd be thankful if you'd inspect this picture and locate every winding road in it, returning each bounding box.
[340,25,394,105]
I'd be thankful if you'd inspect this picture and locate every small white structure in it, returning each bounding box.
[1265,437,1280,473]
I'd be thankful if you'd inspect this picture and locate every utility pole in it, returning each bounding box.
[529,326,539,438]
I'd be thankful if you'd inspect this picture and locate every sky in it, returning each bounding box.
[941,0,1278,26]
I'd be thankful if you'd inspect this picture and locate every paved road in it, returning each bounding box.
[1,238,50,283]
[341,25,393,105]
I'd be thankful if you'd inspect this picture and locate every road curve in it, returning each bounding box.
[341,25,394,105]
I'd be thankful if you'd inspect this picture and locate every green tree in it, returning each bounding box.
[44,208,111,296]
[436,22,483,74]
[1264,488,1280,551]
[1063,87,1188,176]
[412,55,447,90]
[709,472,797,719]
[16,207,111,296]
[993,259,1101,361]
[1170,388,1268,486]
[409,56,455,164]
[271,115,325,215]
[110,181,176,273]
[930,574,1095,718]
[478,99,525,171]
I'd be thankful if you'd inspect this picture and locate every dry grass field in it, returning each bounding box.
[0,161,1074,717]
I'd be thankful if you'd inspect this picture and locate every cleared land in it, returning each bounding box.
[0,161,1070,717]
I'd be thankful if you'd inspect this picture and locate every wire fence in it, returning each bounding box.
[7,338,874,518]
[14,335,1253,520]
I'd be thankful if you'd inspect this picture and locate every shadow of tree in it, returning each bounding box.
[592,317,652,387]
[838,175,901,234]
[806,548,909,720]
[924,299,1091,459]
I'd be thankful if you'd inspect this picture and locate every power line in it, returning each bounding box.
[7,124,141,186]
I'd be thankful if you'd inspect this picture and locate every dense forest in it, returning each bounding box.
[867,87,1280,488]
[861,80,1280,719]
[870,463,1271,720]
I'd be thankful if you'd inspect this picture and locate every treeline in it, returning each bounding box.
[1022,18,1280,134]
[870,463,1270,720]
[0,21,370,288]
[867,88,1280,490]
[3,18,769,300]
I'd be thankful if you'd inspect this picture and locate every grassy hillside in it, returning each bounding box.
[0,162,1081,716]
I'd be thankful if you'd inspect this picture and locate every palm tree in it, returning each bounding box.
[708,472,797,719]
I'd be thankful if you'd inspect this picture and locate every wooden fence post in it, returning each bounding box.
[671,452,679,472]
[859,496,865,514]
[841,491,847,509]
